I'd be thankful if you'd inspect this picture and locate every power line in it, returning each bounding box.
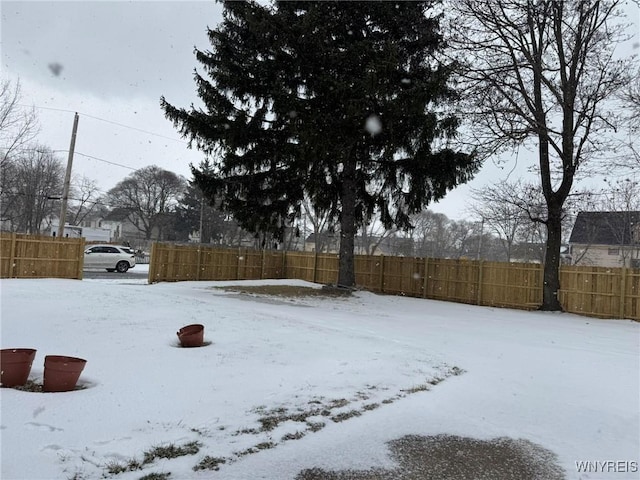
[1,146,141,171]
[15,104,188,144]
[81,113,188,144]
[73,152,138,171]
[15,104,75,114]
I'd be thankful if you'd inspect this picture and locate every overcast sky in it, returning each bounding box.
[2,1,639,222]
[2,1,222,208]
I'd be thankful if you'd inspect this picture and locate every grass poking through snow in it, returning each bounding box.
[193,456,226,472]
[142,442,201,464]
[103,441,201,477]
[138,473,171,480]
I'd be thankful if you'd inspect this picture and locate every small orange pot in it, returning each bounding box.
[1,348,37,387]
[177,324,204,347]
[43,355,87,392]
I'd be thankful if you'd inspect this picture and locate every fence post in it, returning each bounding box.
[379,255,385,293]
[619,267,627,319]
[149,242,157,282]
[9,233,17,278]
[166,244,177,280]
[77,238,85,279]
[539,262,545,306]
[422,257,429,298]
[196,245,202,281]
[236,248,242,280]
[313,252,318,283]
[260,249,265,279]
[477,260,484,306]
[281,250,287,279]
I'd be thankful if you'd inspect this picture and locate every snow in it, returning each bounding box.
[365,115,382,136]
[1,272,638,479]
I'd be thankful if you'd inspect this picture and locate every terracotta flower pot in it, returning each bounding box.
[43,355,86,392]
[1,348,37,387]
[177,324,204,347]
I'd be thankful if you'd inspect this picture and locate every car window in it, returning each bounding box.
[105,247,121,254]
[87,246,103,253]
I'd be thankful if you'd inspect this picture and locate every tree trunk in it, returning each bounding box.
[541,202,563,311]
[337,159,357,287]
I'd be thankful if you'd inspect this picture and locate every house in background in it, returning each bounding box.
[50,222,112,242]
[102,208,154,248]
[568,211,640,268]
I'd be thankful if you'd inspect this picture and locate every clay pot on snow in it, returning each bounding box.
[1,348,37,387]
[43,355,87,392]
[177,324,204,348]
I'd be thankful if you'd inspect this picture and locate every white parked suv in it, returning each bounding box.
[83,245,136,272]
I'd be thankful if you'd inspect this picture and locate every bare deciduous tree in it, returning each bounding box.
[107,166,186,240]
[0,79,38,166]
[453,0,635,310]
[301,198,336,253]
[621,66,640,126]
[614,66,640,172]
[67,176,103,226]
[471,180,534,261]
[0,146,63,234]
[359,222,397,256]
[409,210,452,258]
[447,219,478,259]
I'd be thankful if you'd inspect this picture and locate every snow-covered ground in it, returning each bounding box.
[0,272,638,479]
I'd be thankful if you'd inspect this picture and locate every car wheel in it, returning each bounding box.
[116,261,129,273]
[106,268,115,272]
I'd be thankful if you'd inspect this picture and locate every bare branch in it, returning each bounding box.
[0,79,39,166]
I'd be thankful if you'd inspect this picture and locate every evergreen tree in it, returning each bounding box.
[162,0,477,287]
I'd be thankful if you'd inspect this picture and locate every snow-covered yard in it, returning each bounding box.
[1,270,638,479]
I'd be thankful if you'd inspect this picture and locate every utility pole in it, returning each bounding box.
[57,112,79,238]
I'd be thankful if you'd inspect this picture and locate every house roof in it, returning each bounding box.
[569,211,640,246]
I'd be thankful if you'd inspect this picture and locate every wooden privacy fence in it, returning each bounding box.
[4,235,635,320]
[559,266,640,320]
[149,243,639,321]
[0,233,85,279]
